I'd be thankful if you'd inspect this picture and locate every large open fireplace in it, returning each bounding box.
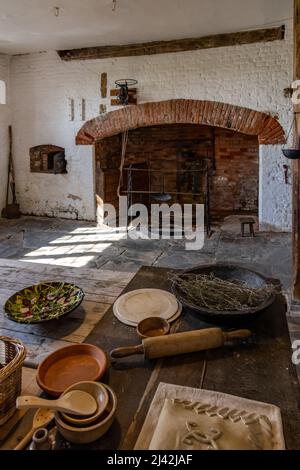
[94,123,259,222]
[76,99,285,227]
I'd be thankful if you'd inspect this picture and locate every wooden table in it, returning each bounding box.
[1,260,300,450]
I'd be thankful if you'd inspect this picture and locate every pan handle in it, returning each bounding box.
[223,329,252,341]
[110,344,144,358]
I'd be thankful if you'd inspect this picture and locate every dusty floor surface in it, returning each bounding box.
[0,215,292,289]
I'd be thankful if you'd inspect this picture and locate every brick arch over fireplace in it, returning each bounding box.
[76,99,285,145]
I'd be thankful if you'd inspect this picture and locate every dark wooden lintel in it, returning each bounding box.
[57,25,285,61]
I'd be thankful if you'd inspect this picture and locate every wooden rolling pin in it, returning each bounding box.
[110,328,251,359]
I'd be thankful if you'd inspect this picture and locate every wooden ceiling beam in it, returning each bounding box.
[57,25,285,61]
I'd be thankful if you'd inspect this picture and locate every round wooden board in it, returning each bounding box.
[114,302,182,327]
[113,289,182,327]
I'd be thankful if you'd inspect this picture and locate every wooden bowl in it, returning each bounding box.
[136,316,170,339]
[55,383,117,444]
[171,264,276,325]
[61,381,109,427]
[37,344,108,397]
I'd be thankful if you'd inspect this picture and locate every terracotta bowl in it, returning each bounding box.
[55,383,117,444]
[37,344,108,397]
[61,381,109,427]
[136,316,170,339]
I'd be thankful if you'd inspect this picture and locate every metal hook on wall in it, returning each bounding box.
[283,164,289,185]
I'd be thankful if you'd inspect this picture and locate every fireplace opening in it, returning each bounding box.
[95,123,259,228]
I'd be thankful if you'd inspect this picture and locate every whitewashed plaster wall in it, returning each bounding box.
[10,20,293,229]
[0,54,11,215]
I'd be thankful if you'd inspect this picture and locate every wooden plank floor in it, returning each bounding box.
[0,258,135,366]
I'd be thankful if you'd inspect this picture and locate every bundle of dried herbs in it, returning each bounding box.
[171,273,275,311]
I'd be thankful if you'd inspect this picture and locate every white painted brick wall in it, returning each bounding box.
[0,54,11,214]
[10,20,293,229]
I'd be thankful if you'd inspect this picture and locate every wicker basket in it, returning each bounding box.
[0,336,26,425]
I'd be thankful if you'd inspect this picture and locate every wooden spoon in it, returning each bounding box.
[14,408,54,450]
[16,390,97,416]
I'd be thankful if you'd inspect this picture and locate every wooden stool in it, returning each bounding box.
[240,217,255,237]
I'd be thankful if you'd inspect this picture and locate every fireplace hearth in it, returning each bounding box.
[95,123,259,226]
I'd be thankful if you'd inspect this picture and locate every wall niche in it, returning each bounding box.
[30,145,67,174]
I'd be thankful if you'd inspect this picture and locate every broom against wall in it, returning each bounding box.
[1,126,20,219]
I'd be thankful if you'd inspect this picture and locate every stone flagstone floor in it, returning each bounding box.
[0,215,292,289]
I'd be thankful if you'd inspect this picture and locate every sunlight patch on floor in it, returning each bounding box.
[21,255,95,267]
[19,226,127,267]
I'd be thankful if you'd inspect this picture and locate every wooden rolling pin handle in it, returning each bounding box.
[110,344,144,358]
[223,329,252,341]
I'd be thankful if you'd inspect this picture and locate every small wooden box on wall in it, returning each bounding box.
[110,88,137,106]
[30,145,67,174]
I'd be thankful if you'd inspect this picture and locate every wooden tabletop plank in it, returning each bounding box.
[0,258,134,283]
[0,300,109,344]
[0,327,75,367]
[0,272,126,297]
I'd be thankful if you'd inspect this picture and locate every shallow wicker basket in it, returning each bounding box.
[0,336,26,425]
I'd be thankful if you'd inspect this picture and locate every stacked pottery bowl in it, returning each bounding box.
[55,381,117,444]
